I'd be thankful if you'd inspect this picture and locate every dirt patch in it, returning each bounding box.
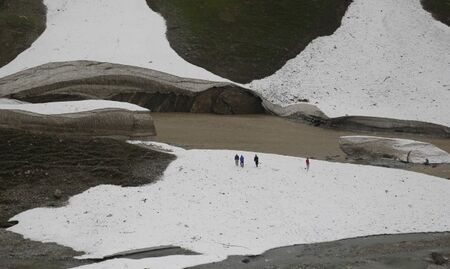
[146,0,351,83]
[0,0,46,68]
[151,113,450,178]
[190,232,450,269]
[0,229,88,269]
[0,127,174,268]
[422,0,450,26]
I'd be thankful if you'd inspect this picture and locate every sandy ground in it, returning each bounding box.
[151,113,450,179]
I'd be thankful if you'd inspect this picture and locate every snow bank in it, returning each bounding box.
[127,140,186,154]
[0,98,28,105]
[9,143,450,269]
[0,100,148,115]
[248,0,450,127]
[0,0,226,82]
[340,136,450,164]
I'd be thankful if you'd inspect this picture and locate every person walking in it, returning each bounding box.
[254,154,259,167]
[240,155,245,168]
[306,157,310,171]
[234,154,239,166]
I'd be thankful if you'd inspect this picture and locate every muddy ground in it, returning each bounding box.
[191,232,450,269]
[151,113,450,179]
[0,127,175,269]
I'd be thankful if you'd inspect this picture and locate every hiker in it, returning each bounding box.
[240,155,245,168]
[306,157,310,171]
[234,154,239,166]
[254,154,259,167]
[424,158,430,165]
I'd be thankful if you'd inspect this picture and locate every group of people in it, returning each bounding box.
[234,154,310,171]
[234,154,259,168]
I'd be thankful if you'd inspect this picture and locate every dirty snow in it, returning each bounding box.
[0,100,148,115]
[0,0,226,82]
[247,0,450,127]
[340,136,450,164]
[9,143,450,269]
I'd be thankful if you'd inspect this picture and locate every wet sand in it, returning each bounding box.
[151,113,450,178]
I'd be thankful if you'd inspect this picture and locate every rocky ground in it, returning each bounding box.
[0,127,175,269]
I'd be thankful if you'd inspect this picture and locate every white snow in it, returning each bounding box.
[0,0,227,82]
[247,0,450,127]
[0,100,148,115]
[8,143,450,269]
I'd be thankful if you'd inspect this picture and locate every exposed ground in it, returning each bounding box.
[191,232,450,269]
[151,113,450,179]
[422,0,450,26]
[146,0,351,83]
[0,0,46,68]
[0,127,174,269]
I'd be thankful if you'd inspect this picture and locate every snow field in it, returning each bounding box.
[0,0,448,127]
[8,143,450,269]
[247,0,450,127]
[0,0,226,82]
[0,100,148,115]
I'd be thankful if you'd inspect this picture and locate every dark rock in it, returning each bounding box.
[431,252,448,265]
[53,189,63,200]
